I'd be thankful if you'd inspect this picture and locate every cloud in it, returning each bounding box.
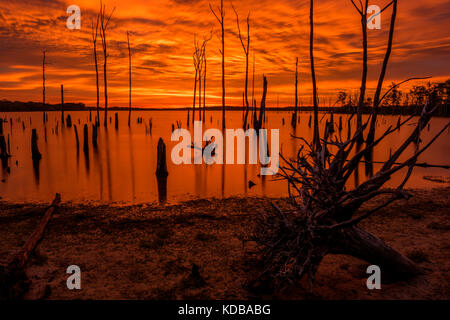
[0,0,448,107]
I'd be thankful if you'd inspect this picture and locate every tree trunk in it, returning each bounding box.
[367,0,397,146]
[198,61,202,122]
[156,138,169,179]
[42,51,46,121]
[330,226,423,279]
[256,76,267,131]
[192,68,197,123]
[8,194,61,270]
[103,54,108,127]
[292,57,299,128]
[94,43,100,126]
[356,0,369,144]
[309,0,320,150]
[31,129,41,161]
[221,20,225,129]
[203,56,206,122]
[127,32,132,127]
[0,194,61,299]
[61,85,64,125]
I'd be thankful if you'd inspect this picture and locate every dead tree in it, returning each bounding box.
[198,42,203,122]
[192,34,211,123]
[253,104,449,291]
[0,130,9,165]
[203,52,207,122]
[199,34,211,122]
[66,114,72,128]
[83,124,89,156]
[350,0,369,142]
[231,2,251,129]
[42,51,46,119]
[252,53,257,127]
[366,0,397,146]
[92,124,98,149]
[156,138,169,203]
[210,0,226,128]
[251,0,450,292]
[0,194,61,299]
[74,124,80,153]
[192,37,200,123]
[127,31,132,127]
[99,2,115,127]
[31,129,41,161]
[156,138,169,179]
[292,57,299,128]
[91,13,100,126]
[255,75,268,132]
[309,0,320,150]
[60,85,64,125]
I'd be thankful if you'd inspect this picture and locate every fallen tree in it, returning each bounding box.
[252,104,449,291]
[0,194,61,299]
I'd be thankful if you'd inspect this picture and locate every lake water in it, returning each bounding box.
[0,110,449,205]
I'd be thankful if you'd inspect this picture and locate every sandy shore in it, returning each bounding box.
[1,187,449,300]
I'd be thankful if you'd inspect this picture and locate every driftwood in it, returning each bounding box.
[253,104,449,291]
[0,194,61,299]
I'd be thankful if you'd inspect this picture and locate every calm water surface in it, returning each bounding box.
[0,110,448,205]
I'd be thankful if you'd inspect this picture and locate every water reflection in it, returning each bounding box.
[0,110,448,204]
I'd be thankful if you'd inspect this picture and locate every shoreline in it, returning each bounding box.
[1,187,449,300]
[1,104,449,117]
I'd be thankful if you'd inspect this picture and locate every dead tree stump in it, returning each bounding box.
[156,138,169,203]
[92,124,98,149]
[74,125,80,152]
[0,134,9,167]
[83,124,89,156]
[66,115,72,128]
[31,129,42,161]
[156,138,169,178]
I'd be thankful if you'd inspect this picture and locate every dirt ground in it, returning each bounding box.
[0,187,449,300]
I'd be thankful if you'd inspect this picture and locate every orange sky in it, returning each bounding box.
[0,0,449,108]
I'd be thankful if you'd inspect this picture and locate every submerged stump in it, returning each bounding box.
[31,129,42,161]
[156,138,169,203]
[83,124,89,156]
